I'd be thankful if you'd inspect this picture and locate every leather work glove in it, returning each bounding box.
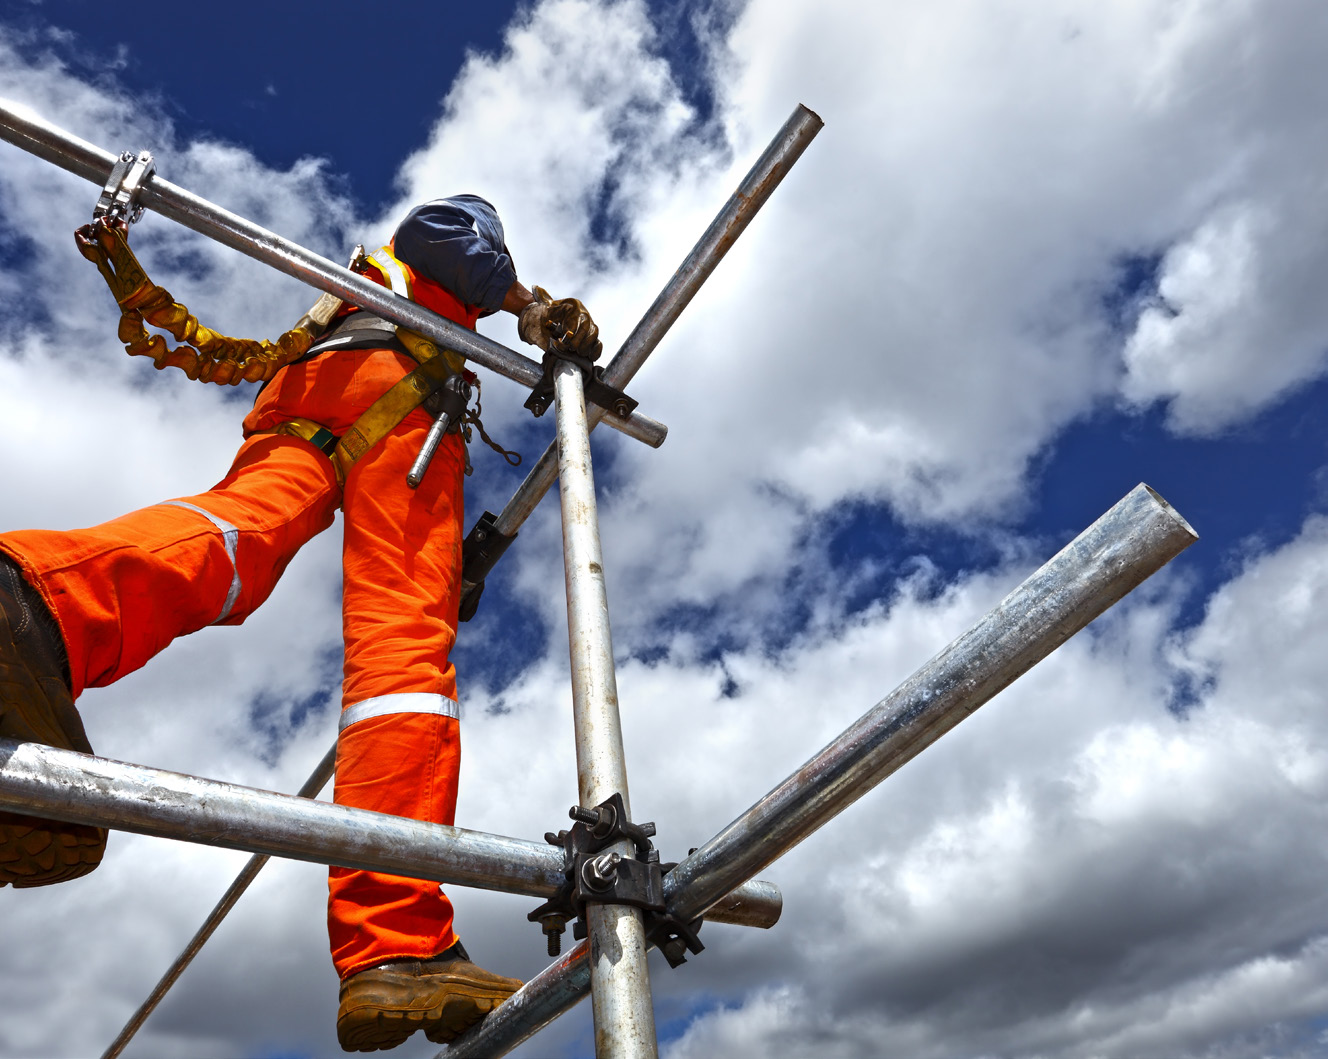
[518,286,603,361]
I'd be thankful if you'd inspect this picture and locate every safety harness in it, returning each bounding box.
[76,221,518,487]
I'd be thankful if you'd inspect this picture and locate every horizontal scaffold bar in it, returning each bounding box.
[101,743,338,1059]
[0,738,780,930]
[443,483,1199,1058]
[0,98,666,449]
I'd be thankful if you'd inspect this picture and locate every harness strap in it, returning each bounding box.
[368,245,468,376]
[334,354,458,476]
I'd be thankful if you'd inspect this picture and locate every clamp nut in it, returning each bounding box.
[582,852,621,892]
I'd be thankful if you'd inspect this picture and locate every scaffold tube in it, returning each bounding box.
[100,743,338,1059]
[555,359,658,1058]
[0,98,666,448]
[0,740,780,919]
[489,103,824,538]
[443,484,1198,1058]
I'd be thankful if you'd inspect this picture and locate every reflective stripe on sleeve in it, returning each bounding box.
[160,500,242,623]
[339,692,461,734]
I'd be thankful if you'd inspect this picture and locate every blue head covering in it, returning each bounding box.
[444,193,512,269]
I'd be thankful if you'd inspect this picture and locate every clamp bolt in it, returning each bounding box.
[540,914,567,957]
[582,852,621,892]
[570,803,616,838]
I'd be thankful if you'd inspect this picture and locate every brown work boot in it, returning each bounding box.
[0,555,105,887]
[337,940,522,1052]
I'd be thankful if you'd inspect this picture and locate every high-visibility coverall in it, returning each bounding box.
[0,195,518,979]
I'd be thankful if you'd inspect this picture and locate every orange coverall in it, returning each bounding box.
[0,266,482,979]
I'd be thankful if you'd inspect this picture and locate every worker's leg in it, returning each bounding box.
[330,421,520,1051]
[0,434,339,887]
[328,422,466,979]
[0,434,340,698]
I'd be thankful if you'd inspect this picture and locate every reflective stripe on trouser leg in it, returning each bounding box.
[159,501,242,623]
[339,692,460,733]
[328,419,467,980]
[0,434,339,697]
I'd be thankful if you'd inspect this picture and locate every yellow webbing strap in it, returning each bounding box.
[334,354,458,479]
[264,418,344,481]
[257,352,456,488]
[74,219,314,385]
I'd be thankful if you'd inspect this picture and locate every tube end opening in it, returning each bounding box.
[1140,483,1199,542]
[796,103,825,128]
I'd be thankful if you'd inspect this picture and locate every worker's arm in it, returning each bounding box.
[501,281,534,315]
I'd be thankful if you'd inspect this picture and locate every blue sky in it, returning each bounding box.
[5,2,1328,1058]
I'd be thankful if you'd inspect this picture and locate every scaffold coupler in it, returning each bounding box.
[523,349,638,421]
[527,792,705,968]
[94,149,156,224]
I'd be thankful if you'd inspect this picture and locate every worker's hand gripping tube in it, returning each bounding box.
[517,286,603,361]
[407,374,471,488]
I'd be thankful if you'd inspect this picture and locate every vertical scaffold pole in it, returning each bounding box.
[553,358,659,1058]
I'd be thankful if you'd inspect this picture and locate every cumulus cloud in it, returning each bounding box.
[2,1,1328,1057]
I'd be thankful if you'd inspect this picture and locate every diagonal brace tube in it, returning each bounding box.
[457,104,824,607]
[492,104,824,535]
[101,742,338,1059]
[444,484,1199,1058]
[0,98,665,448]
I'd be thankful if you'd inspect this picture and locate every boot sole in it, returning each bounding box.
[337,969,518,1052]
[0,811,105,887]
[338,991,503,1051]
[0,593,106,887]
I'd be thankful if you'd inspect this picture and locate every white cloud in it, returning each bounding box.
[3,1,1328,1057]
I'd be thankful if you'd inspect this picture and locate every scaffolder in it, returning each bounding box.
[0,99,1197,1058]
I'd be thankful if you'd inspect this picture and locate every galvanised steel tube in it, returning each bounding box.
[0,735,778,924]
[445,940,593,1059]
[554,359,658,1058]
[443,876,784,1059]
[666,484,1198,919]
[0,98,666,449]
[100,742,338,1059]
[442,484,1198,1058]
[0,738,565,896]
[490,103,824,538]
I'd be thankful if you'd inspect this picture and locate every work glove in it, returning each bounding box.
[518,286,603,361]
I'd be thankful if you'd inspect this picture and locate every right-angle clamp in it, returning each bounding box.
[527,792,705,969]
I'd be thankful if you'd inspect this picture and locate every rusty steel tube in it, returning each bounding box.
[443,484,1198,1058]
[554,360,658,1058]
[0,98,666,448]
[490,103,823,538]
[99,742,338,1059]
